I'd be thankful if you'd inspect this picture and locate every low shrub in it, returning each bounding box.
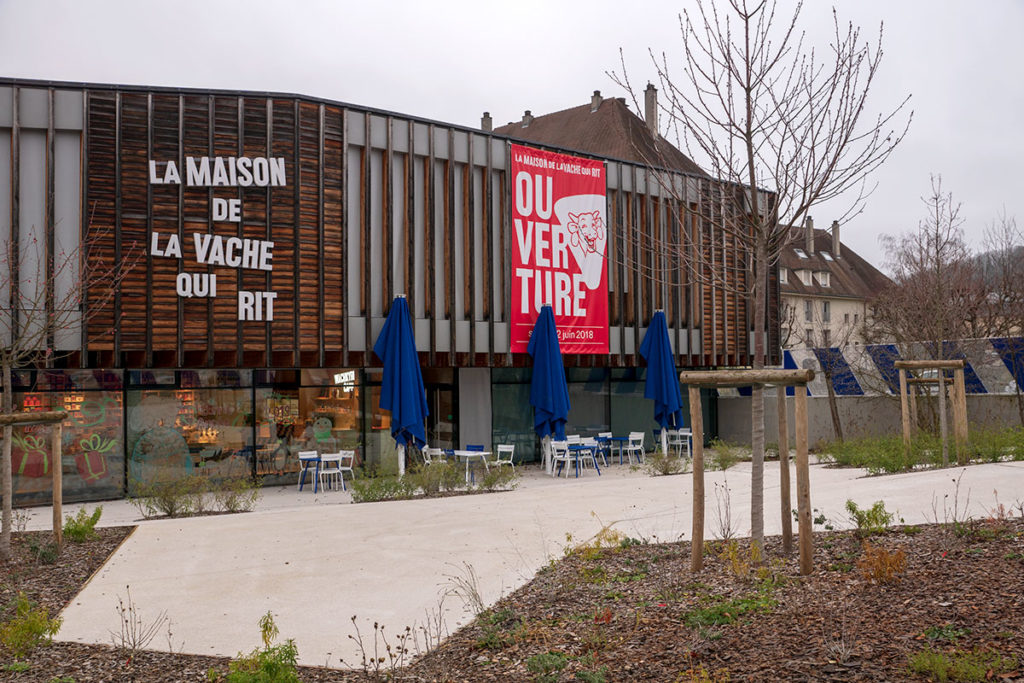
[707,439,744,471]
[129,475,208,518]
[845,499,894,537]
[526,651,567,683]
[684,586,777,628]
[857,541,906,584]
[0,592,63,659]
[409,461,461,495]
[478,465,520,492]
[27,538,60,564]
[908,646,1019,682]
[63,505,103,542]
[224,612,300,683]
[645,450,686,476]
[349,474,418,503]
[212,476,263,513]
[968,426,1024,463]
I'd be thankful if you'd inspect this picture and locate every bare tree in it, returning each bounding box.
[1,217,137,561]
[870,177,991,352]
[980,211,1024,423]
[613,0,910,548]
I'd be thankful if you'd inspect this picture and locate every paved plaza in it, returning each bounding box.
[19,459,1024,667]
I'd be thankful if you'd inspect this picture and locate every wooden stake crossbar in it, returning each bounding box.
[1,411,67,547]
[681,369,815,575]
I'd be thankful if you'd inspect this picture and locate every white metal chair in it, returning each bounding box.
[551,440,571,477]
[582,437,606,468]
[318,451,355,491]
[491,444,515,471]
[597,432,613,463]
[297,450,320,491]
[421,446,444,465]
[624,432,646,465]
[579,438,603,473]
[668,429,693,460]
[318,452,342,491]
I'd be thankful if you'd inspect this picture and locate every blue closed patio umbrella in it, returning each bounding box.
[373,294,428,476]
[528,304,570,473]
[639,310,684,455]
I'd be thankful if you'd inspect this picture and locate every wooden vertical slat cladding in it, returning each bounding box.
[118,92,150,357]
[297,101,322,356]
[206,96,215,366]
[268,99,297,363]
[236,97,245,367]
[324,106,343,358]
[213,96,240,361]
[113,92,123,359]
[86,91,346,367]
[176,96,185,366]
[144,93,153,366]
[290,100,301,366]
[318,105,325,366]
[340,109,349,367]
[77,83,773,371]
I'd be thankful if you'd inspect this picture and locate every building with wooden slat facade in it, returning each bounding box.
[0,78,776,505]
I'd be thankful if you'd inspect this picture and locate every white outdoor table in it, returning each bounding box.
[448,450,490,485]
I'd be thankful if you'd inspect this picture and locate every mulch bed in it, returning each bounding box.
[2,517,1024,681]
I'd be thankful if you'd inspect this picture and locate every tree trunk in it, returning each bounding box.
[1015,387,1024,428]
[750,237,767,551]
[2,362,13,561]
[824,368,844,442]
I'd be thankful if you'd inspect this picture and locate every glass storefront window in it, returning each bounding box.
[363,383,397,474]
[126,387,252,490]
[254,369,363,486]
[566,368,609,437]
[10,388,125,505]
[8,369,125,507]
[491,368,536,462]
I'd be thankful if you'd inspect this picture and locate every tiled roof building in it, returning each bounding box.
[780,219,892,349]
[490,86,706,176]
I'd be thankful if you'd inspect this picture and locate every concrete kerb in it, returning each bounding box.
[15,459,1024,668]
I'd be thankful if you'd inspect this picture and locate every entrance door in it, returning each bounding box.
[426,384,456,449]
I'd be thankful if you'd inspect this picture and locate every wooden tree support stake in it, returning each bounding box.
[689,385,705,572]
[794,386,813,576]
[777,385,792,555]
[51,422,63,549]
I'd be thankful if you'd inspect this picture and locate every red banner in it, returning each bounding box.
[510,144,609,354]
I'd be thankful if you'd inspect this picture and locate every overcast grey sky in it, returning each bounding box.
[2,0,1020,270]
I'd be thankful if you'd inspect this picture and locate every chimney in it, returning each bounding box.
[644,82,658,137]
[831,220,841,258]
[521,110,533,128]
[590,90,602,112]
[804,216,814,254]
[480,111,492,132]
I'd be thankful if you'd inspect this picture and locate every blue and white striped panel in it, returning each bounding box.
[719,338,1024,397]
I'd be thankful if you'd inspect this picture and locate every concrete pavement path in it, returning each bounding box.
[23,459,1024,667]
